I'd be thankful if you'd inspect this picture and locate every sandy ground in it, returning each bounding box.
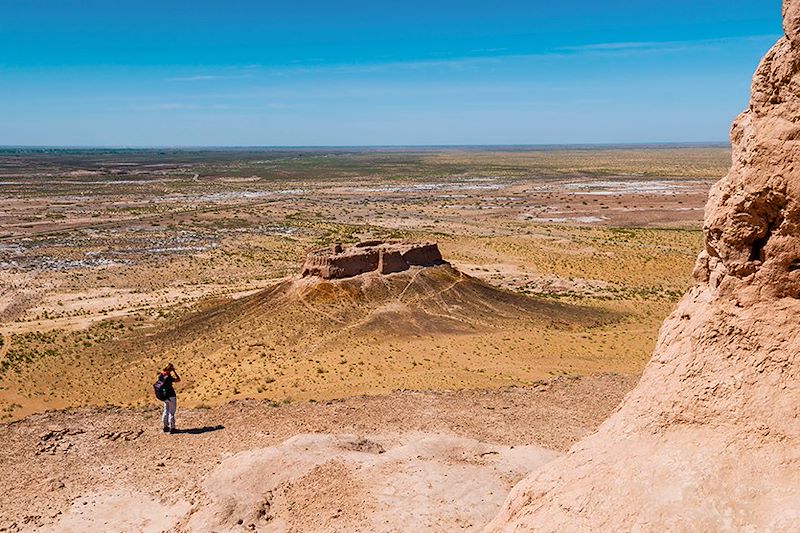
[0,373,634,532]
[0,148,723,528]
[1,148,713,421]
[0,264,656,421]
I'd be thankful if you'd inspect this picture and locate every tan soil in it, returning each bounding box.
[0,373,634,532]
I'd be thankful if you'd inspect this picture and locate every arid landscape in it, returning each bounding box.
[0,145,731,530]
[0,146,727,421]
[4,0,799,530]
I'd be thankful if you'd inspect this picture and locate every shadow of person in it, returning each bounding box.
[173,425,225,435]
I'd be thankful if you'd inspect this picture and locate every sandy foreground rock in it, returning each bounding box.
[0,375,633,532]
[487,1,800,530]
[184,434,556,532]
[52,434,556,532]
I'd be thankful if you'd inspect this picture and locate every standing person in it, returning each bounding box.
[157,363,180,433]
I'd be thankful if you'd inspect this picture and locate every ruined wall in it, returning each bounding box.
[301,241,444,279]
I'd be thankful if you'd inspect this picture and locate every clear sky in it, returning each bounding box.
[0,0,782,146]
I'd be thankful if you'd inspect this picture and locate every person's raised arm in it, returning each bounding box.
[165,363,180,382]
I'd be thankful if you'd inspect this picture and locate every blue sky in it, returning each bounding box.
[0,0,782,146]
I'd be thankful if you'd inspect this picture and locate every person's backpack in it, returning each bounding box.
[153,374,169,401]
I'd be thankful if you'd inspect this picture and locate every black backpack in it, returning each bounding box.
[153,374,169,401]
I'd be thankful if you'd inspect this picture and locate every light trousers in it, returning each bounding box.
[162,396,176,429]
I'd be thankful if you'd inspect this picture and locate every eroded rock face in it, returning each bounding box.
[301,241,445,279]
[696,2,800,300]
[488,2,800,530]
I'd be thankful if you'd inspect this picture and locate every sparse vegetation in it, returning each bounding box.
[0,147,724,419]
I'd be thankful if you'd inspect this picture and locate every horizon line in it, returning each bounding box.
[0,141,730,151]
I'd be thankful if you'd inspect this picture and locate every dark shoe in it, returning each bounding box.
[169,428,176,434]
[162,427,169,433]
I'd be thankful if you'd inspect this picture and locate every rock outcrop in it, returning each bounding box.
[184,433,558,532]
[301,241,445,279]
[488,2,800,530]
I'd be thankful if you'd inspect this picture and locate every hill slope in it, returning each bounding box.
[0,265,615,416]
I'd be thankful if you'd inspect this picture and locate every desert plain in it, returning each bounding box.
[0,146,728,417]
[0,145,730,530]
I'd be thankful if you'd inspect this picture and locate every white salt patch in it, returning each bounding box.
[525,216,606,224]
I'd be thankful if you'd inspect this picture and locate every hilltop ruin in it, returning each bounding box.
[301,241,445,279]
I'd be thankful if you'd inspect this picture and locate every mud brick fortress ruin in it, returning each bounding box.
[301,241,445,279]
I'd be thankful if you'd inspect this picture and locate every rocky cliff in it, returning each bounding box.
[301,241,445,279]
[488,1,800,530]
